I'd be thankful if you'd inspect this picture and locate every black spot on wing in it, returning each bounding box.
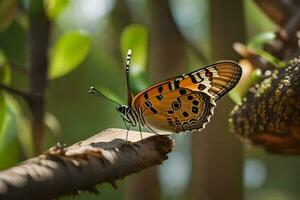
[192,107,198,114]
[192,100,199,106]
[158,86,163,93]
[150,107,158,114]
[168,82,172,90]
[182,112,189,117]
[205,70,213,77]
[156,94,163,101]
[189,74,198,83]
[187,95,193,100]
[144,93,149,100]
[198,84,206,90]
[144,101,152,108]
[179,89,187,95]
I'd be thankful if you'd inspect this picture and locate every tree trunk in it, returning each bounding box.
[125,0,185,199]
[188,0,246,200]
[28,0,50,153]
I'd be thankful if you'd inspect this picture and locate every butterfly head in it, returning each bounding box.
[116,105,134,124]
[116,105,127,115]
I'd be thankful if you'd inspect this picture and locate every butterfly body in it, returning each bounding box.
[113,51,242,134]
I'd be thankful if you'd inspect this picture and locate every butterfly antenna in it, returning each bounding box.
[89,86,121,106]
[126,49,133,106]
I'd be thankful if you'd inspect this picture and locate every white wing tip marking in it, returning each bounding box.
[191,99,216,133]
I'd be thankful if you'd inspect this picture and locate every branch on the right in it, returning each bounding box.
[229,0,300,154]
[230,59,300,154]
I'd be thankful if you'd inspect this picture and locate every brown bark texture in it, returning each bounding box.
[230,59,300,154]
[0,129,173,200]
[28,0,50,154]
[230,0,300,154]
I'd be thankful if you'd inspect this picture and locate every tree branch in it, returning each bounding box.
[253,0,300,60]
[0,83,29,99]
[230,59,300,154]
[0,128,173,200]
[254,0,299,26]
[230,0,300,154]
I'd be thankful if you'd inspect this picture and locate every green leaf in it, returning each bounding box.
[0,95,20,169]
[0,49,12,84]
[17,115,34,157]
[0,50,11,136]
[0,94,5,138]
[120,24,149,93]
[247,32,285,68]
[0,21,27,63]
[0,25,23,168]
[248,32,275,49]
[49,31,91,79]
[45,112,62,136]
[44,0,69,20]
[251,48,286,68]
[0,0,17,31]
[0,84,32,158]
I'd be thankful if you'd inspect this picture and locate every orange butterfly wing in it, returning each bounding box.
[132,61,242,133]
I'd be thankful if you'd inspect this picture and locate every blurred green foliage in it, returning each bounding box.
[0,1,299,200]
[0,96,20,169]
[0,0,17,31]
[0,51,19,169]
[44,0,69,20]
[248,32,275,49]
[49,30,91,79]
[248,32,286,68]
[0,95,5,142]
[121,24,149,93]
[0,21,26,63]
[0,50,11,84]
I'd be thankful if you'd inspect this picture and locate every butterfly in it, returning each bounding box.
[90,49,242,134]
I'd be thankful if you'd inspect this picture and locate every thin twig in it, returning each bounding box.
[0,83,29,99]
[254,0,298,25]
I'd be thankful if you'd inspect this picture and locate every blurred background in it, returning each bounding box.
[1,0,300,200]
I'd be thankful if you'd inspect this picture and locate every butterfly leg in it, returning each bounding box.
[138,123,143,141]
[144,123,160,136]
[122,117,131,141]
[126,125,131,141]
